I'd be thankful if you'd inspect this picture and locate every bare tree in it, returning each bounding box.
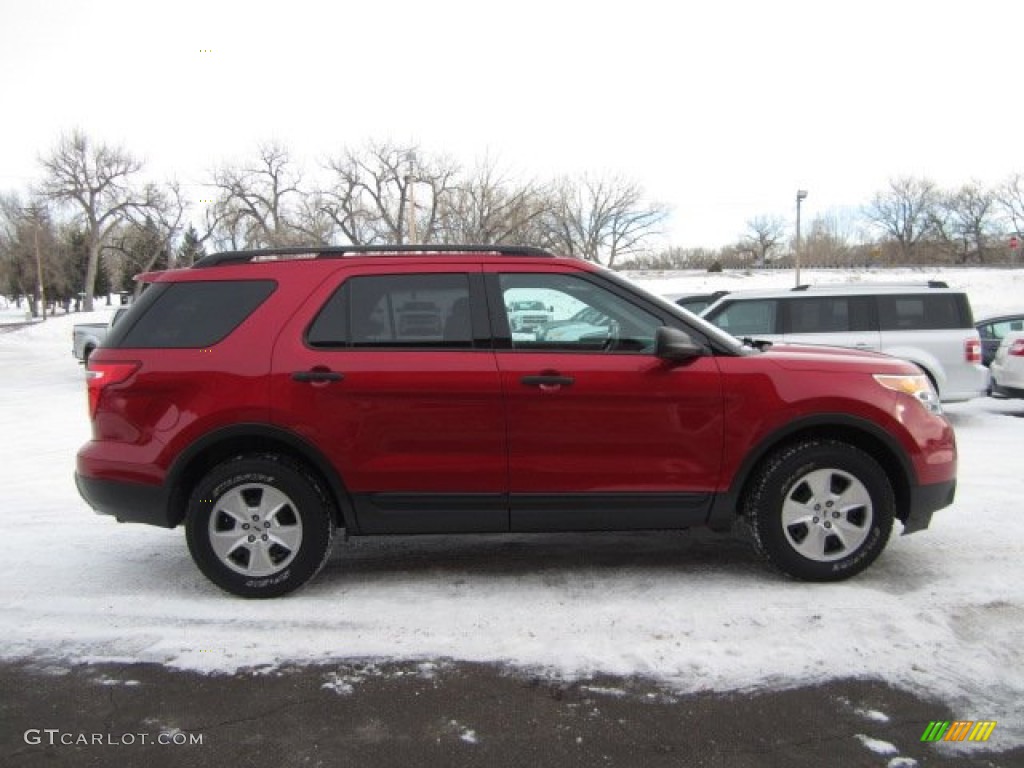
[803,213,855,267]
[40,131,159,310]
[0,195,60,314]
[932,182,997,263]
[544,175,667,267]
[107,181,189,294]
[207,142,305,250]
[863,176,939,263]
[320,142,459,245]
[743,215,786,267]
[436,158,551,245]
[995,172,1024,238]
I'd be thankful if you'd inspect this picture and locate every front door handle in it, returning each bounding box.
[291,370,344,383]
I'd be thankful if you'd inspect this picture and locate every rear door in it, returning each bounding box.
[487,265,724,532]
[781,295,880,351]
[271,264,508,534]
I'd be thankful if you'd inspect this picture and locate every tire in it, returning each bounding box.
[185,454,335,597]
[744,440,894,581]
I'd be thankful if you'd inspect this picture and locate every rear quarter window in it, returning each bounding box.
[108,280,276,348]
[878,294,971,331]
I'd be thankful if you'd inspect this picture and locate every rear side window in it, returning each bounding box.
[110,280,276,348]
[706,299,778,336]
[307,273,473,348]
[878,294,970,331]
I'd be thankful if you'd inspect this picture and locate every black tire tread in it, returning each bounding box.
[185,452,336,598]
[743,439,894,582]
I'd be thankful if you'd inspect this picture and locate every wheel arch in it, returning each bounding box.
[166,424,358,532]
[707,414,914,531]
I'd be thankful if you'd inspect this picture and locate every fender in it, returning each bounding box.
[165,423,359,532]
[706,412,916,531]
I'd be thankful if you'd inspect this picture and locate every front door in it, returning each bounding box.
[488,267,724,532]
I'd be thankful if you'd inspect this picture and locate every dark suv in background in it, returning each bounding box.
[77,246,957,597]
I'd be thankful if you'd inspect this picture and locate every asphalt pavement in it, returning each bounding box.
[2,659,1020,767]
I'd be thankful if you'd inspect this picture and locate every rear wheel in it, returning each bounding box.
[185,454,335,597]
[744,440,894,581]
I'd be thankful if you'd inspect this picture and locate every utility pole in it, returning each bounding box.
[21,205,46,320]
[405,152,418,245]
[795,190,808,287]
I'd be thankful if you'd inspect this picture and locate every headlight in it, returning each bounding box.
[873,374,942,414]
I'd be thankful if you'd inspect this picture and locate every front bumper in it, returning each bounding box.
[902,478,956,534]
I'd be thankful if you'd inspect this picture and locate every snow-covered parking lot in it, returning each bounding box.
[1,268,1022,751]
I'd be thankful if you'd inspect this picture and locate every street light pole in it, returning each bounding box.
[795,189,808,287]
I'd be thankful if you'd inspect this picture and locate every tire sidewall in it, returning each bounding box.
[753,443,894,581]
[186,457,333,598]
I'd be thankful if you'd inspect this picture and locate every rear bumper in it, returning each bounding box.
[902,478,956,535]
[75,472,176,528]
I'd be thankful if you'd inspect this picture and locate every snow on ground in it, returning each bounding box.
[1,269,1023,750]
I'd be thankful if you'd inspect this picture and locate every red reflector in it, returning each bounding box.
[965,338,981,364]
[86,361,140,417]
[1009,339,1024,357]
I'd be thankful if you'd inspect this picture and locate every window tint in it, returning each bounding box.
[786,297,874,334]
[308,273,473,348]
[499,273,660,353]
[706,299,777,336]
[878,294,967,331]
[113,280,275,348]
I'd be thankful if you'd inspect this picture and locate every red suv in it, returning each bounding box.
[76,246,957,597]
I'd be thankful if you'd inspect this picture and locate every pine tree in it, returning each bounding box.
[177,226,205,266]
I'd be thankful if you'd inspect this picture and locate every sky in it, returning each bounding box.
[1,0,1022,247]
[2,267,1024,753]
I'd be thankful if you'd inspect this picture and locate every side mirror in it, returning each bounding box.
[655,326,703,362]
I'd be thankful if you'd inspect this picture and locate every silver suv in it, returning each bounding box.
[701,282,987,402]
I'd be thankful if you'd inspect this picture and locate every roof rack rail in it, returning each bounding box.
[193,244,555,268]
[790,280,950,292]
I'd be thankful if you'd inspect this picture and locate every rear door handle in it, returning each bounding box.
[291,370,344,383]
[521,375,575,388]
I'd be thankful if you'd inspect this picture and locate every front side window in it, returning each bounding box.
[498,273,660,353]
[705,299,778,337]
[308,273,473,348]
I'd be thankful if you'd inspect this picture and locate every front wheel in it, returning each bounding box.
[744,440,894,581]
[185,454,335,597]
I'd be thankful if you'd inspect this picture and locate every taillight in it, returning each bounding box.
[1009,339,1024,357]
[86,361,140,417]
[965,338,981,364]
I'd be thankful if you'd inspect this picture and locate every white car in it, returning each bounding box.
[989,331,1024,399]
